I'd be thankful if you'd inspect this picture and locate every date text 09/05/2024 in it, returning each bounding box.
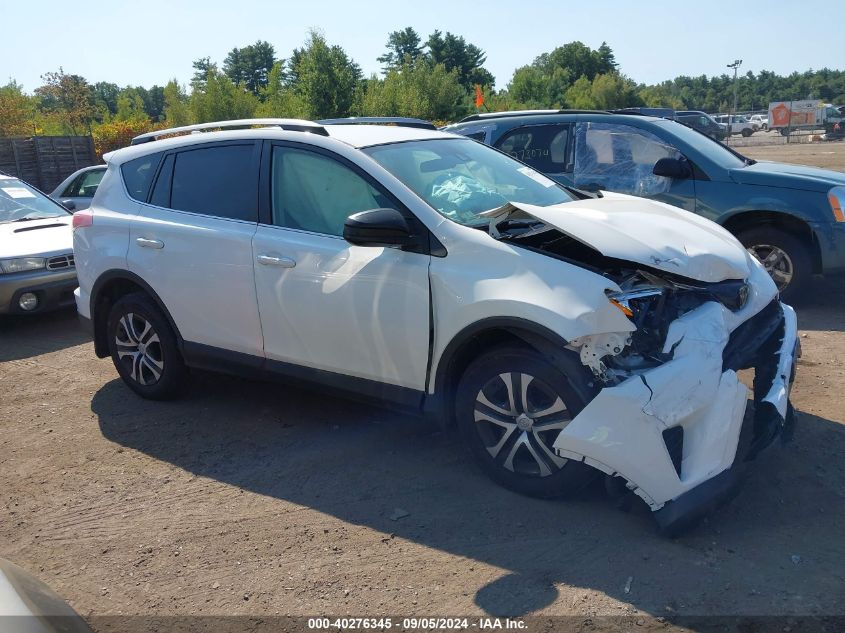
[307,617,527,629]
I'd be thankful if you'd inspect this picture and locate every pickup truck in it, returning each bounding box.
[714,115,756,137]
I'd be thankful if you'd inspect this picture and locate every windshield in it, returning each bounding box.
[655,119,748,168]
[0,178,70,224]
[363,138,573,225]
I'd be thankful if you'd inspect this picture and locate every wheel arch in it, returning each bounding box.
[424,317,581,429]
[89,270,184,358]
[720,210,822,273]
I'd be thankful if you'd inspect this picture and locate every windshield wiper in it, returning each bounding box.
[562,184,602,199]
[10,215,59,222]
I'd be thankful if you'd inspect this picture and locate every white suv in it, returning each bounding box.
[73,119,798,534]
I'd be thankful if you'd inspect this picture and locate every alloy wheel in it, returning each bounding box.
[473,372,572,477]
[115,312,164,385]
[747,243,794,291]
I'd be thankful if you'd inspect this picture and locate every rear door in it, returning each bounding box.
[251,142,430,398]
[493,124,573,184]
[126,141,264,359]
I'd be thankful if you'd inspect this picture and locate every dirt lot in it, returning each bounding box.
[2,143,845,630]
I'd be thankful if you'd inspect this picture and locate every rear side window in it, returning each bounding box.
[64,168,105,198]
[121,152,163,202]
[168,144,257,221]
[495,124,571,173]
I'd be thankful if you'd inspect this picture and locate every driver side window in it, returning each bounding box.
[271,147,387,236]
[572,122,683,196]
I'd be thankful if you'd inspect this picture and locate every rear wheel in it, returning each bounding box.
[107,293,187,399]
[455,344,599,498]
[737,226,811,303]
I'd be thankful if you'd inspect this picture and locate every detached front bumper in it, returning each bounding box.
[553,299,798,535]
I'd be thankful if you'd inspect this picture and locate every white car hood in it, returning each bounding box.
[0,215,74,258]
[481,196,751,283]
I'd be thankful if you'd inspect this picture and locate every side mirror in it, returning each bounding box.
[60,199,76,210]
[343,208,416,249]
[653,157,691,179]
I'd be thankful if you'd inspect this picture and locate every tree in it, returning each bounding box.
[163,80,192,126]
[190,69,258,123]
[361,60,465,121]
[0,81,34,136]
[377,27,423,72]
[90,82,121,118]
[425,30,494,90]
[191,57,218,88]
[34,68,96,134]
[114,88,149,122]
[564,76,595,108]
[223,40,277,97]
[287,30,362,119]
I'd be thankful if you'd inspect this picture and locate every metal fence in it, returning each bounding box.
[0,136,98,193]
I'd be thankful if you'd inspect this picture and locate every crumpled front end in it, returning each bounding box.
[552,262,799,534]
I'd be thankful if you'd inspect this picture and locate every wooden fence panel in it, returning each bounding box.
[0,136,98,192]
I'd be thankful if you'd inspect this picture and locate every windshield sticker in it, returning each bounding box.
[1,187,37,199]
[517,166,555,188]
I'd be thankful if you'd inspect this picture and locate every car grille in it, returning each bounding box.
[46,254,75,270]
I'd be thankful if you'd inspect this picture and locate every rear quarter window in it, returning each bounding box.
[121,152,163,202]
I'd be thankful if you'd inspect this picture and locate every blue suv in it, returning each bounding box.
[445,110,845,301]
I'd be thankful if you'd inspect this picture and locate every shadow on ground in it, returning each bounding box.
[92,370,845,620]
[0,308,88,362]
[796,277,845,332]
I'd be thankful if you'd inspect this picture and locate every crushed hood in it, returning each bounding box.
[0,215,74,259]
[481,197,751,283]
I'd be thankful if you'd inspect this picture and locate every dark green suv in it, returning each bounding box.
[445,110,845,301]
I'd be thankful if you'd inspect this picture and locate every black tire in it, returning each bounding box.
[736,226,812,304]
[741,128,753,137]
[455,344,599,498]
[106,292,187,400]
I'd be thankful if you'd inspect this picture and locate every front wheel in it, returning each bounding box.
[737,226,811,303]
[742,128,753,137]
[455,344,599,498]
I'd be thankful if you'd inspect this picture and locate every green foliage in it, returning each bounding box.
[425,30,494,90]
[34,68,97,134]
[190,69,259,123]
[377,27,424,72]
[223,40,277,97]
[0,81,35,136]
[286,30,362,119]
[361,60,466,121]
[163,80,192,126]
[92,119,158,157]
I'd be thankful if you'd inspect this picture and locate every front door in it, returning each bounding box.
[571,121,697,211]
[251,143,431,397]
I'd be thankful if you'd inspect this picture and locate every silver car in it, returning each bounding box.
[0,174,76,315]
[49,165,106,211]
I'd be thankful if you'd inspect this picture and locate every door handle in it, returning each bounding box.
[257,254,296,268]
[136,237,164,249]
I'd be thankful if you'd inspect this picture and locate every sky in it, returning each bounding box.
[1,0,838,92]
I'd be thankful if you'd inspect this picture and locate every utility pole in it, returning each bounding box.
[727,59,743,119]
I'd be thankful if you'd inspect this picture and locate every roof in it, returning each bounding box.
[103,124,458,165]
[457,109,611,123]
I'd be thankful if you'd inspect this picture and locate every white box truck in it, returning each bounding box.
[769,100,843,135]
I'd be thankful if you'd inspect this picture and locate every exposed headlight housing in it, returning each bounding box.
[829,186,845,222]
[0,257,47,274]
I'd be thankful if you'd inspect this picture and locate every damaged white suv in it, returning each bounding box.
[73,119,798,534]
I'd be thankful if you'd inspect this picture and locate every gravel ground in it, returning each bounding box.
[1,143,844,630]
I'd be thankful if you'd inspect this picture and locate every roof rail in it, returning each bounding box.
[130,118,329,146]
[456,109,611,123]
[317,117,437,130]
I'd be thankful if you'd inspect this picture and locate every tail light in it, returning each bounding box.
[72,209,93,230]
